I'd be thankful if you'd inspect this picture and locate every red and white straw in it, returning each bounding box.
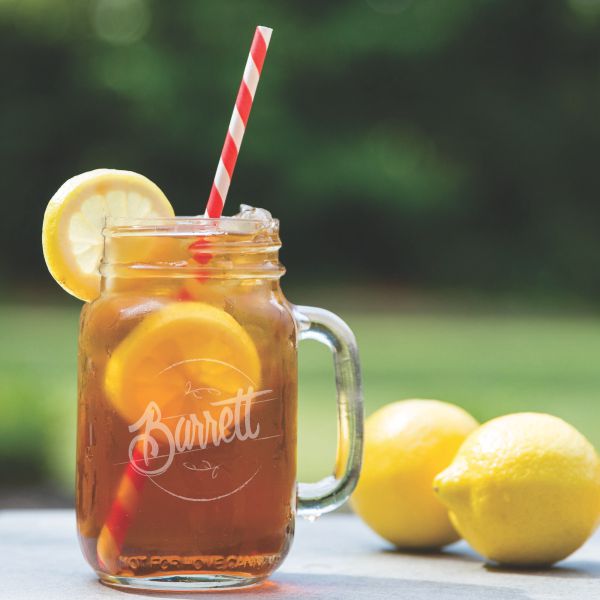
[96,25,274,574]
[96,445,146,572]
[205,25,273,218]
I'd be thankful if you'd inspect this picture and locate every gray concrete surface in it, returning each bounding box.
[1,510,599,599]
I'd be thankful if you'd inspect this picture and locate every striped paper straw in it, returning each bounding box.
[96,25,274,574]
[96,444,146,572]
[205,25,273,218]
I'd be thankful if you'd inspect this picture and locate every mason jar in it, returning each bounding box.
[76,214,363,591]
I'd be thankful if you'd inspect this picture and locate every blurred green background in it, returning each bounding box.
[2,0,600,506]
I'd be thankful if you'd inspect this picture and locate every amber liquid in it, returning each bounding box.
[76,230,297,583]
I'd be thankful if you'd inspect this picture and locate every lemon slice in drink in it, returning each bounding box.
[104,302,262,428]
[42,169,174,301]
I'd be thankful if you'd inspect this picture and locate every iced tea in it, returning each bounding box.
[77,217,297,587]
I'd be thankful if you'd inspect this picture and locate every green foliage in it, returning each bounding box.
[0,305,78,487]
[2,0,600,296]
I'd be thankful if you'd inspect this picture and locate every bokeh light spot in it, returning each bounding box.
[92,0,151,46]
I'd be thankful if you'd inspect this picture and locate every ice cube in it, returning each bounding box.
[234,204,273,222]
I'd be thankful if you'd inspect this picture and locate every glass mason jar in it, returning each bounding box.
[76,214,363,592]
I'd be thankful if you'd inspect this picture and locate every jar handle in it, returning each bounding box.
[292,305,364,517]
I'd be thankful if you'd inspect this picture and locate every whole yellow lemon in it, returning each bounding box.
[434,412,600,566]
[351,399,478,548]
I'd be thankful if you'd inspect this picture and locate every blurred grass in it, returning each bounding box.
[2,303,600,497]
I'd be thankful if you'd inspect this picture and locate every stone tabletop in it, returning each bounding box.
[1,510,599,600]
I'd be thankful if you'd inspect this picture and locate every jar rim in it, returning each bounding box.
[104,216,279,237]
